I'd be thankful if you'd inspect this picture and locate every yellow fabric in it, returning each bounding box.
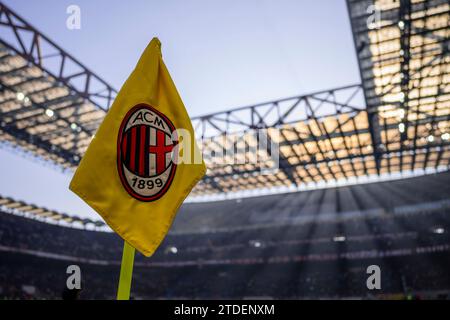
[69,38,206,257]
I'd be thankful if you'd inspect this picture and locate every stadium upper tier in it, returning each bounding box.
[1,170,449,233]
[176,170,450,233]
[0,1,448,196]
[0,194,105,228]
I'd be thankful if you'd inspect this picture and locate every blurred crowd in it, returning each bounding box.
[1,206,449,299]
[1,172,449,299]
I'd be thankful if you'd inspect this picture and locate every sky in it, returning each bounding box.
[0,0,361,221]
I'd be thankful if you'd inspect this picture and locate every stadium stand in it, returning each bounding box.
[0,0,449,300]
[1,172,449,299]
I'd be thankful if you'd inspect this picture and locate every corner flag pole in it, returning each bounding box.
[117,241,136,300]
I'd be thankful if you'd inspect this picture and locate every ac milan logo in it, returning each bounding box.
[117,104,177,201]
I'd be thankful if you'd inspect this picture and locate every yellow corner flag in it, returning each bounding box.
[69,38,206,258]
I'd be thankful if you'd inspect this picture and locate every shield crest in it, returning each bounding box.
[117,103,177,201]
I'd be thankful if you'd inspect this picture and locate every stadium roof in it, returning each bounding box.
[0,1,449,197]
[347,0,449,178]
[0,2,116,169]
[0,193,105,227]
